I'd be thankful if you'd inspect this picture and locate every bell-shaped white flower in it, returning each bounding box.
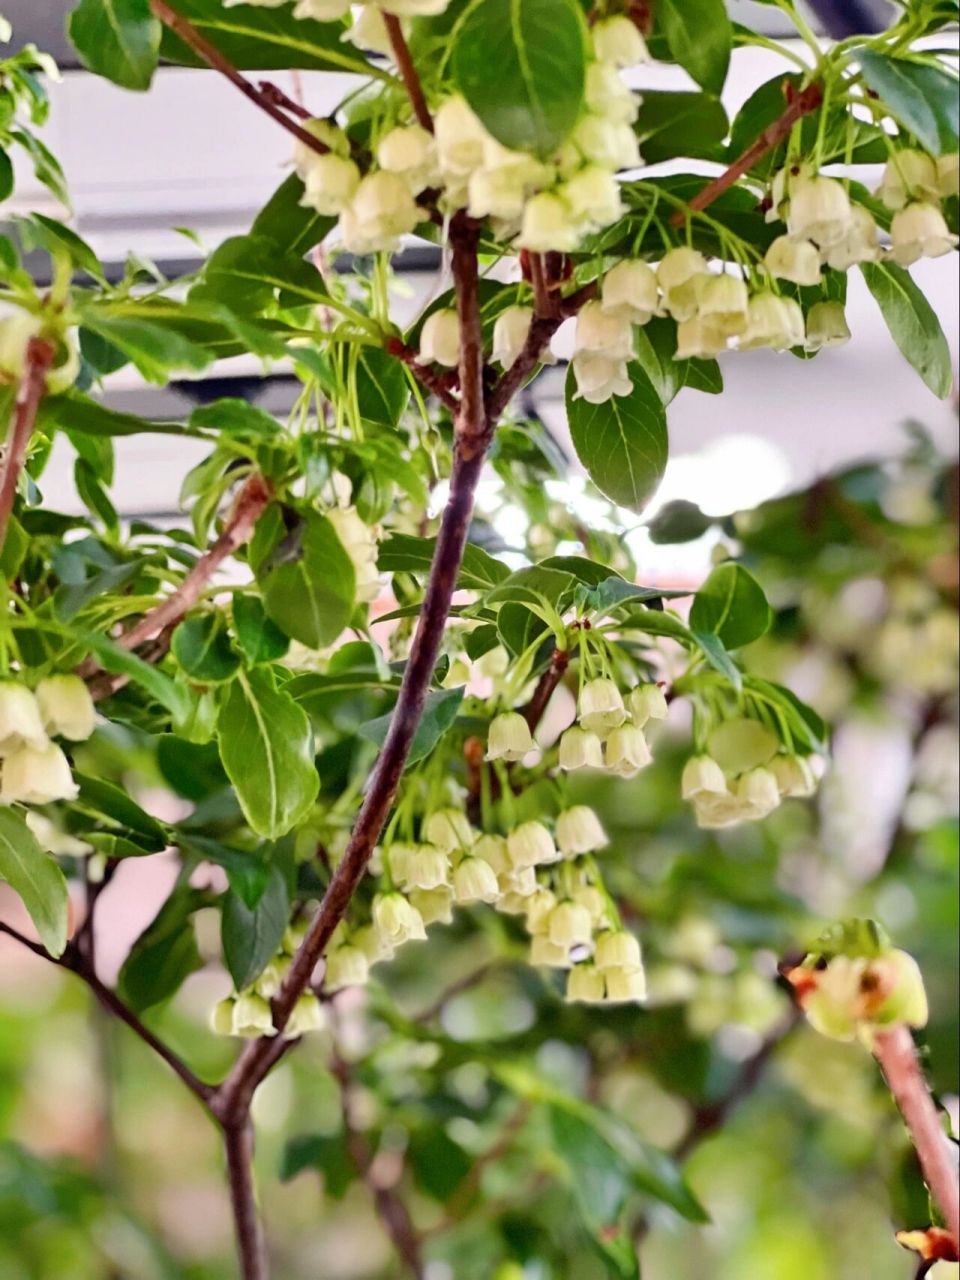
[403,844,451,891]
[573,115,641,171]
[735,766,781,819]
[434,95,487,177]
[584,61,639,125]
[339,171,421,253]
[343,4,393,56]
[300,154,361,215]
[574,301,634,359]
[822,203,880,270]
[377,124,438,194]
[475,644,509,680]
[324,942,370,992]
[936,152,959,199]
[890,201,959,266]
[424,808,473,852]
[560,165,624,229]
[592,14,649,67]
[558,725,605,770]
[256,955,292,999]
[468,166,527,220]
[418,308,461,367]
[565,963,606,1003]
[492,306,532,369]
[507,821,558,869]
[764,235,822,286]
[353,923,395,965]
[626,683,667,726]
[441,658,471,688]
[604,724,651,777]
[707,717,779,774]
[231,992,277,1039]
[769,754,818,797]
[547,900,593,947]
[26,810,92,857]
[292,0,351,17]
[530,935,572,968]
[293,118,350,180]
[524,887,558,934]
[594,929,642,973]
[572,883,608,925]
[35,674,97,742]
[381,0,451,17]
[875,150,940,210]
[452,855,501,904]
[284,993,326,1038]
[786,175,852,248]
[692,791,746,829]
[0,683,48,754]
[501,865,537,898]
[739,292,804,351]
[210,997,236,1035]
[385,841,416,886]
[517,191,580,253]
[578,677,626,736]
[1,742,78,803]
[571,352,632,404]
[681,755,728,800]
[657,248,708,321]
[604,966,647,1003]
[601,260,659,324]
[485,711,534,762]
[696,273,749,335]
[804,301,851,352]
[373,891,428,945]
[409,886,454,926]
[556,806,608,856]
[473,833,510,875]
[674,316,727,359]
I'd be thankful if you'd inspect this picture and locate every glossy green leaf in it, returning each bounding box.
[633,317,723,405]
[171,614,241,683]
[452,0,587,157]
[190,399,279,438]
[379,534,509,591]
[252,509,356,651]
[359,686,464,768]
[857,50,959,155]
[192,234,328,314]
[77,631,193,720]
[634,91,728,164]
[117,886,207,1012]
[221,863,289,991]
[41,393,192,438]
[0,809,69,958]
[355,346,410,429]
[232,595,290,665]
[860,261,953,399]
[647,499,715,544]
[690,562,773,649]
[657,0,731,96]
[251,172,336,256]
[565,364,668,514]
[74,773,168,851]
[79,314,212,384]
[67,0,160,91]
[217,668,319,838]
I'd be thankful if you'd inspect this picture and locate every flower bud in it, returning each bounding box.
[300,154,360,215]
[890,201,959,266]
[696,273,749,334]
[872,949,929,1029]
[284,993,326,1038]
[377,124,437,193]
[556,806,608,856]
[604,965,647,1003]
[468,166,527,220]
[571,352,632,404]
[786,174,852,247]
[575,301,634,359]
[25,811,91,857]
[681,755,727,799]
[1,742,78,803]
[558,725,605,770]
[804,300,851,352]
[578,677,626,736]
[517,191,580,253]
[344,4,393,56]
[507,821,558,869]
[560,165,624,229]
[485,711,535,762]
[492,306,533,368]
[35,674,97,742]
[584,61,639,125]
[657,248,708,321]
[707,718,779,774]
[434,95,487,176]
[0,310,43,379]
[764,235,822,286]
[565,963,606,1003]
[530,935,572,968]
[936,151,959,199]
[692,791,745,830]
[626,683,667,726]
[403,844,451,891]
[573,115,640,170]
[876,150,940,210]
[210,997,236,1035]
[524,887,557,933]
[547,900,593,947]
[769,754,818,798]
[256,955,293,999]
[418,308,461,367]
[604,724,652,777]
[373,892,428,945]
[473,833,511,875]
[739,292,805,351]
[735,766,781,819]
[408,886,454,926]
[674,315,728,359]
[339,171,421,253]
[592,15,649,67]
[231,992,277,1038]
[594,929,642,973]
[452,855,500,904]
[0,682,47,754]
[424,808,473,852]
[822,203,880,270]
[325,944,369,992]
[601,260,659,324]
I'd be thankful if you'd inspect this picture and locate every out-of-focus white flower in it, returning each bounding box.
[770,754,818,797]
[284,993,326,1037]
[573,115,641,170]
[674,316,727,359]
[424,808,473,852]
[473,833,510,875]
[530,935,572,968]
[594,930,642,973]
[547,900,593,947]
[735,766,781,819]
[300,154,361,215]
[418,308,461,367]
[343,4,393,55]
[604,724,651,777]
[571,352,632,403]
[339,171,421,253]
[485,711,535,762]
[0,683,47,754]
[325,943,370,992]
[402,844,451,891]
[592,14,649,67]
[381,0,451,14]
[822,203,879,270]
[377,124,438,194]
[25,810,92,857]
[875,150,940,210]
[231,992,276,1038]
[584,61,639,125]
[556,806,608,856]
[0,310,43,381]
[408,886,454,926]
[507,821,558,869]
[601,260,659,324]
[1,742,78,804]
[492,306,532,369]
[293,118,350,180]
[373,892,428,945]
[739,292,804,351]
[452,855,501,904]
[681,755,727,799]
[626,683,667,726]
[804,301,850,352]
[36,675,97,742]
[434,95,487,176]
[890,201,959,266]
[565,963,606,1003]
[604,966,647,1002]
[560,165,624,228]
[558,725,605,770]
[326,505,380,603]
[764,235,822,286]
[786,174,852,247]
[517,191,580,252]
[293,0,353,17]
[657,248,708,321]
[935,152,959,199]
[707,718,779,774]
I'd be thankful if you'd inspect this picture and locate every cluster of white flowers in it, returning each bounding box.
[874,149,959,266]
[682,715,819,830]
[211,920,326,1039]
[556,679,666,776]
[228,0,451,25]
[0,675,95,813]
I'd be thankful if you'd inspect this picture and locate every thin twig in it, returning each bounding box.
[521,647,570,733]
[224,1121,269,1280]
[148,0,332,157]
[385,336,460,412]
[0,336,55,554]
[873,1025,960,1250]
[383,12,433,134]
[256,79,311,121]
[0,918,48,958]
[670,80,824,225]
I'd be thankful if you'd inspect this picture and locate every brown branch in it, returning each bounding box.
[256,80,311,121]
[521,646,570,732]
[385,336,460,412]
[0,918,48,958]
[670,79,823,225]
[0,336,55,554]
[224,1122,269,1280]
[528,254,560,321]
[873,1025,960,1250]
[148,0,332,157]
[382,12,433,134]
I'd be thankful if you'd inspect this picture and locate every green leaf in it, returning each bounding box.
[860,260,953,399]
[74,773,168,852]
[857,50,959,155]
[251,172,336,256]
[79,314,212,384]
[647,499,715,544]
[171,614,241,683]
[18,214,104,280]
[281,1132,356,1198]
[67,0,160,91]
[486,564,577,609]
[53,561,142,622]
[192,234,328,315]
[221,863,289,991]
[359,686,464,768]
[379,534,509,591]
[117,886,207,1012]
[633,317,722,405]
[232,595,290,665]
[355,346,410,429]
[549,1104,632,1228]
[0,809,69,958]
[252,509,356,651]
[41,393,192,438]
[217,668,319,839]
[76,631,193,720]
[690,562,772,649]
[565,364,668,514]
[0,150,12,203]
[452,0,587,157]
[634,91,728,164]
[190,399,279,438]
[657,0,731,96]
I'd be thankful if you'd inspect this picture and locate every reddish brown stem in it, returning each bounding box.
[148,0,331,156]
[385,336,460,412]
[521,647,570,733]
[0,336,55,554]
[670,80,823,225]
[224,1121,268,1280]
[529,253,560,321]
[383,12,433,134]
[256,80,311,121]
[873,1025,960,1250]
